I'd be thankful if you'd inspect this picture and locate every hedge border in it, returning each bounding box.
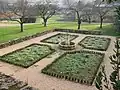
[78,36,111,51]
[41,33,79,44]
[0,44,55,68]
[54,29,102,35]
[41,50,105,85]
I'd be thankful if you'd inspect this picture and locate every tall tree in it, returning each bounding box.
[64,0,86,29]
[36,0,58,27]
[93,0,111,28]
[1,0,31,32]
[82,2,94,24]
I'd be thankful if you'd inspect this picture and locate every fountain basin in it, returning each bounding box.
[59,42,76,50]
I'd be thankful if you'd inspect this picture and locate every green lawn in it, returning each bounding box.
[0,17,119,44]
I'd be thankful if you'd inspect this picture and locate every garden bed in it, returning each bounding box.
[42,50,104,85]
[0,44,55,68]
[79,36,111,51]
[41,33,78,44]
[0,72,38,90]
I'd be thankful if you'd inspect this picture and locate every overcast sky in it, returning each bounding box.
[6,0,94,3]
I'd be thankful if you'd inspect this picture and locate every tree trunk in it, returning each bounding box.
[88,16,91,24]
[20,23,23,32]
[100,17,103,29]
[43,19,47,27]
[78,23,81,29]
[78,19,81,29]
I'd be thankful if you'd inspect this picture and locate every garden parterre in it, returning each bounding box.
[79,36,111,51]
[42,51,104,85]
[0,44,55,68]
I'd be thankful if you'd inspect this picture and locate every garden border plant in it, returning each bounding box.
[41,50,104,85]
[40,33,79,44]
[0,43,55,68]
[0,29,102,49]
[79,36,111,51]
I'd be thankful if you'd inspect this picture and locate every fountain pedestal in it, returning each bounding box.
[59,41,76,50]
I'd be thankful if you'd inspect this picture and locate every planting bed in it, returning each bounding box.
[42,51,104,85]
[0,44,54,68]
[0,72,38,90]
[41,33,78,44]
[79,36,111,51]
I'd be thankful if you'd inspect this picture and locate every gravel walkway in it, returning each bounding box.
[0,31,116,90]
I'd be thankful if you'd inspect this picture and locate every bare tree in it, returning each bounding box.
[93,0,111,28]
[36,0,58,27]
[64,0,86,29]
[82,2,94,24]
[1,0,32,32]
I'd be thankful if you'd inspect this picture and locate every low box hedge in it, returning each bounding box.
[54,29,102,35]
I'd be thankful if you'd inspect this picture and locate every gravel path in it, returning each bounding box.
[0,31,116,90]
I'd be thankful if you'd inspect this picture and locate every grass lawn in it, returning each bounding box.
[0,16,119,43]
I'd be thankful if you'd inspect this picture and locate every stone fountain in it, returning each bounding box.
[58,32,76,50]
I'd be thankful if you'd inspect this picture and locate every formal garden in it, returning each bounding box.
[0,0,120,90]
[0,28,112,90]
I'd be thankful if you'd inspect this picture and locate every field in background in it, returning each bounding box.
[0,15,119,44]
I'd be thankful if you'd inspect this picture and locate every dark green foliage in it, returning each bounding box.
[103,0,118,3]
[95,38,120,90]
[113,80,120,90]
[110,71,117,83]
[79,36,111,51]
[42,51,104,85]
[95,72,103,90]
[114,6,120,32]
[0,44,54,68]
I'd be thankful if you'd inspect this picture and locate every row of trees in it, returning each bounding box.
[0,0,117,32]
[63,0,113,29]
[0,0,58,32]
